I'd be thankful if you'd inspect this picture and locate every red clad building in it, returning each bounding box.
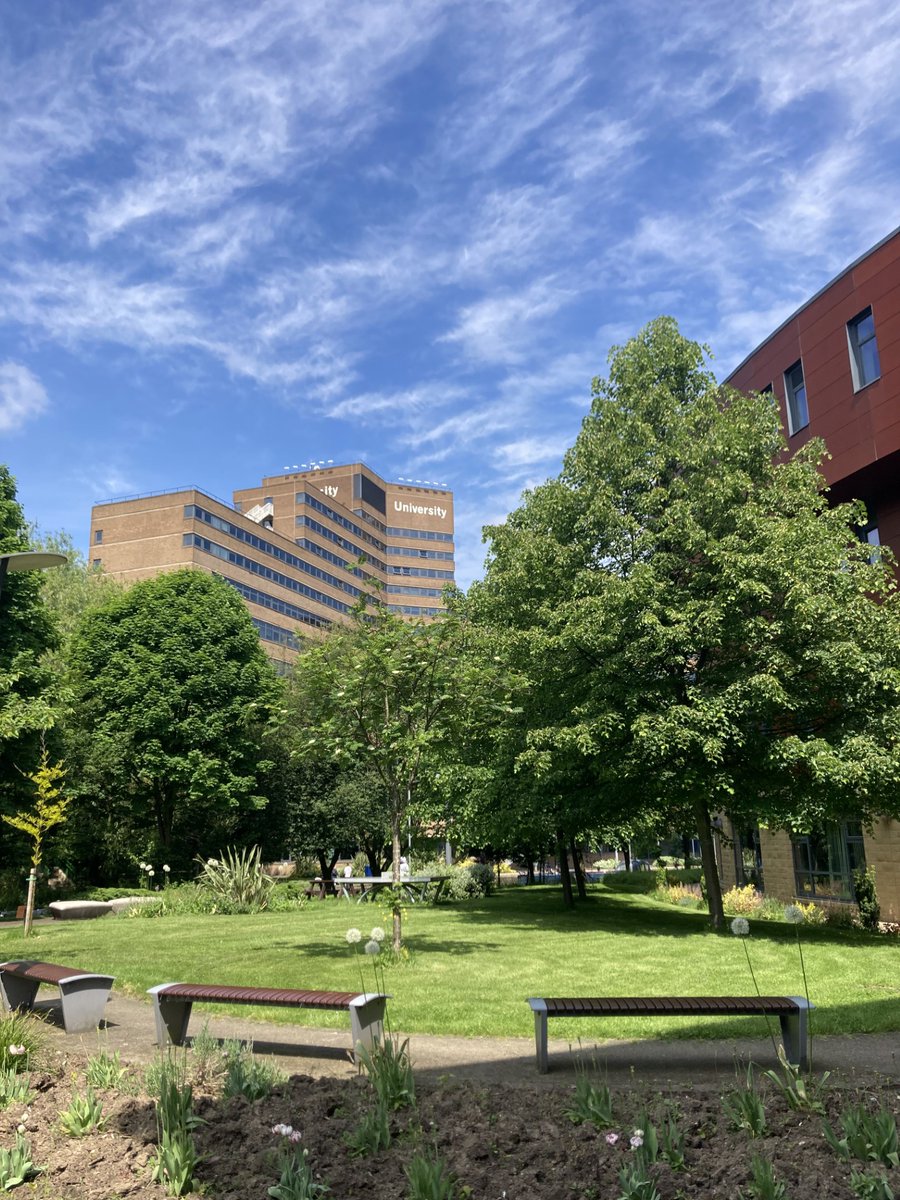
[720,228,900,923]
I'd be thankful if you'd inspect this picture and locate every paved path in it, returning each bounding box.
[28,992,900,1091]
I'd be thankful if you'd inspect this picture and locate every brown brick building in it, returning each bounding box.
[90,463,455,674]
[719,228,900,923]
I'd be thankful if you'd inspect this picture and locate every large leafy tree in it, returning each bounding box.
[66,569,278,876]
[0,466,58,866]
[475,317,900,927]
[289,601,516,950]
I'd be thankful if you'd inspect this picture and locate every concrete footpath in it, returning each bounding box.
[28,992,900,1091]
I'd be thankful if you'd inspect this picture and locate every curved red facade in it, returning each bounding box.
[727,226,900,555]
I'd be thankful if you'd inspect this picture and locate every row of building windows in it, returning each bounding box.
[386,526,454,542]
[791,822,866,902]
[353,508,387,534]
[218,575,331,630]
[296,493,387,553]
[386,585,445,597]
[296,515,387,572]
[776,306,881,437]
[186,505,361,597]
[294,537,381,587]
[185,533,354,615]
[388,565,455,579]
[388,604,446,615]
[251,617,301,651]
[387,546,454,560]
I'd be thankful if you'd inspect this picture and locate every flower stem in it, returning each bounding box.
[741,938,780,1064]
[794,926,813,1073]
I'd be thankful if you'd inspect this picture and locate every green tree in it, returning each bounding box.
[475,317,900,927]
[289,602,516,950]
[2,745,70,936]
[66,569,277,876]
[0,466,58,862]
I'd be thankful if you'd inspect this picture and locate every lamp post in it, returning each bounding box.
[1,549,67,935]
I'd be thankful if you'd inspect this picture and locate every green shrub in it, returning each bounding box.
[723,885,765,916]
[443,863,494,900]
[854,866,881,933]
[601,871,658,894]
[77,887,156,902]
[195,846,274,911]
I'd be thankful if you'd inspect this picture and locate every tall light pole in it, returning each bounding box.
[1,549,67,936]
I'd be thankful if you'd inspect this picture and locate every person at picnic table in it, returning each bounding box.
[399,856,410,878]
[364,863,373,877]
[342,863,353,879]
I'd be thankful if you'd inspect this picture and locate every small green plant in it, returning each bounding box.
[850,1168,895,1200]
[632,1118,659,1169]
[658,1108,686,1171]
[617,1163,660,1200]
[723,1065,768,1137]
[405,1149,459,1200]
[0,1133,40,1191]
[152,1053,203,1196]
[743,1153,788,1200]
[344,1101,391,1157]
[0,1013,45,1073]
[188,1022,226,1087]
[853,866,881,932]
[565,1074,615,1129]
[822,1104,899,1168]
[357,1036,415,1111]
[195,845,274,912]
[762,1047,829,1115]
[59,1086,105,1136]
[0,1067,33,1110]
[222,1039,285,1101]
[268,1132,329,1200]
[85,1048,130,1091]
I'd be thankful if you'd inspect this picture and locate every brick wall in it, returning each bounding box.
[759,828,796,901]
[862,818,900,923]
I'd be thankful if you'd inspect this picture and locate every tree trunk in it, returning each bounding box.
[694,797,724,929]
[391,809,402,953]
[557,831,574,908]
[623,843,632,872]
[570,838,587,899]
[23,868,37,938]
[524,848,535,886]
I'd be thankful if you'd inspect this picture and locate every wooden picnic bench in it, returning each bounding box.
[0,959,115,1034]
[527,995,814,1073]
[148,982,390,1062]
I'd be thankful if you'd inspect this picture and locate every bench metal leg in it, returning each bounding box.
[0,973,40,1014]
[148,985,192,1046]
[58,976,114,1033]
[530,999,549,1073]
[780,998,812,1070]
[348,994,387,1061]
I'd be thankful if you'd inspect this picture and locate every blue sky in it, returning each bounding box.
[3,0,900,586]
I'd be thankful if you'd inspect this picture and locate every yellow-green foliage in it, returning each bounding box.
[722,885,764,916]
[1,746,69,868]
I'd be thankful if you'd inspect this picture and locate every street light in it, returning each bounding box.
[0,549,67,937]
[0,550,68,603]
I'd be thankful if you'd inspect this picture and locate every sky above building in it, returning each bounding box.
[2,0,900,586]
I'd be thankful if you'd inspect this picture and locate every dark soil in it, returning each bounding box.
[3,1051,899,1199]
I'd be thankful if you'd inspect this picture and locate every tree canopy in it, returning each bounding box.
[472,317,900,925]
[66,568,278,876]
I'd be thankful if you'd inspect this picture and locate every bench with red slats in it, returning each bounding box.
[148,981,390,1062]
[0,959,115,1034]
[527,994,813,1072]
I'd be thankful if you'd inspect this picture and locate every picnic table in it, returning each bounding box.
[332,875,450,904]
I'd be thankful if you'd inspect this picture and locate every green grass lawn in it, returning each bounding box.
[1,886,896,1043]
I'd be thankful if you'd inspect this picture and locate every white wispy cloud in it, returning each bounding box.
[0,363,49,433]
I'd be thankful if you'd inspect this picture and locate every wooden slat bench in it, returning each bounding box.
[148,982,390,1062]
[0,959,115,1034]
[527,995,813,1073]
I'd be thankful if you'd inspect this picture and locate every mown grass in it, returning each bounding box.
[1,886,896,1042]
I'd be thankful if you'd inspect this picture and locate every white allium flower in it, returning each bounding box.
[8,1045,25,1056]
[16,1123,25,1134]
[207,857,218,866]
[289,1130,302,1144]
[605,1131,619,1145]
[784,904,805,925]
[364,939,381,956]
[147,869,155,876]
[345,928,362,944]
[369,926,385,942]
[163,865,170,872]
[630,1133,644,1149]
[272,1123,293,1137]
[730,917,750,937]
